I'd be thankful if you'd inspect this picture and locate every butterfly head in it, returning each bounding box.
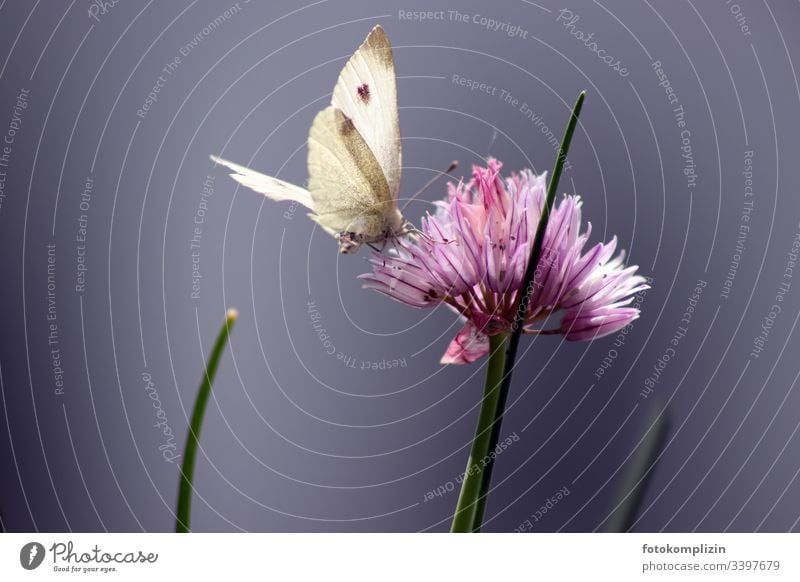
[337,232,362,254]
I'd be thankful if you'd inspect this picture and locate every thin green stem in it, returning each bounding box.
[450,333,508,532]
[604,404,670,532]
[454,91,586,532]
[175,308,238,533]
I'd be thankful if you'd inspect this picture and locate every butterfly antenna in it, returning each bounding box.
[400,161,459,213]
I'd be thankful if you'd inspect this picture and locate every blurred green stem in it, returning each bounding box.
[175,308,238,533]
[604,404,671,532]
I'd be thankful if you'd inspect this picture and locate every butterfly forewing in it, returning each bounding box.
[331,25,402,201]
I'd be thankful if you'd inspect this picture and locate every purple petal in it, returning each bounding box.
[441,321,490,364]
[561,307,640,341]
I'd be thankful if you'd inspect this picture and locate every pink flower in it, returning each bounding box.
[360,159,649,364]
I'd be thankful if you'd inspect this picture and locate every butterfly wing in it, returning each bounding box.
[307,106,400,248]
[210,155,314,209]
[331,25,401,201]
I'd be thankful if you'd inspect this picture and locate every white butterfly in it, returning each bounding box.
[211,25,406,254]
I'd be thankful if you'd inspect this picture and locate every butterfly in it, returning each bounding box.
[211,25,406,254]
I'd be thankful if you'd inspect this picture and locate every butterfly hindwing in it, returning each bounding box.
[307,106,397,240]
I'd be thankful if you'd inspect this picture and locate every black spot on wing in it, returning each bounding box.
[357,83,370,103]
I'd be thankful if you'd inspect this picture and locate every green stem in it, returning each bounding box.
[604,404,671,532]
[450,91,586,533]
[175,308,238,533]
[450,333,508,532]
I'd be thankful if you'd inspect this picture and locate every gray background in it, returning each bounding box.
[1,0,799,532]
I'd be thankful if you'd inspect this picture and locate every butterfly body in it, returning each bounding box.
[212,25,403,254]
